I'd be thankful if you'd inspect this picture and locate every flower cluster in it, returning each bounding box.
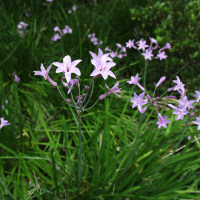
[17,22,28,37]
[125,37,171,61]
[51,25,72,42]
[88,33,103,46]
[34,48,123,113]
[127,73,200,130]
[105,43,127,59]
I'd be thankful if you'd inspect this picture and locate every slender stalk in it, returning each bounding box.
[84,98,99,111]
[56,86,76,108]
[143,60,147,88]
[83,79,94,108]
[77,111,82,194]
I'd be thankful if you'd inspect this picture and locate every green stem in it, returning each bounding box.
[83,79,94,108]
[77,112,82,194]
[84,98,99,111]
[143,60,147,88]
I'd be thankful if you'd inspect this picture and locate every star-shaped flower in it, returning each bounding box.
[0,117,10,129]
[90,49,116,80]
[178,96,195,110]
[136,39,149,51]
[156,51,167,60]
[34,63,57,86]
[142,49,153,60]
[130,92,148,113]
[99,81,123,100]
[192,116,200,130]
[53,55,82,83]
[193,90,200,102]
[168,104,188,120]
[156,113,170,128]
[127,73,145,91]
[172,76,185,93]
[126,39,136,49]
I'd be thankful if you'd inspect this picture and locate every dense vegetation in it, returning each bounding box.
[0,0,200,199]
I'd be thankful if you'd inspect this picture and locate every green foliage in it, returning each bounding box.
[0,0,200,199]
[130,0,200,88]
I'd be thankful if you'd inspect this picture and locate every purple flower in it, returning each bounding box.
[105,47,111,52]
[156,76,166,88]
[0,117,10,129]
[89,48,112,62]
[156,51,167,60]
[160,42,172,51]
[90,49,116,80]
[53,55,81,83]
[51,33,61,42]
[72,5,77,11]
[116,43,122,48]
[192,116,200,130]
[127,73,145,91]
[193,90,200,102]
[142,49,153,60]
[168,103,188,120]
[62,78,79,94]
[126,40,136,49]
[156,113,170,128]
[17,22,28,30]
[178,96,195,110]
[99,81,123,100]
[169,76,185,94]
[149,37,158,50]
[136,39,149,51]
[62,25,72,34]
[34,63,57,86]
[130,92,148,113]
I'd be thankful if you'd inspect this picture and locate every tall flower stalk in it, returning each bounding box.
[33,49,123,194]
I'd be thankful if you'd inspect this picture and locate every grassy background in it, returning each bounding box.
[0,0,200,199]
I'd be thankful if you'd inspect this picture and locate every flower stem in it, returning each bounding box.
[77,111,82,194]
[144,60,147,88]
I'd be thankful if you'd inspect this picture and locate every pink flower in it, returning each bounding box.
[90,49,116,80]
[62,25,72,34]
[34,63,57,86]
[156,76,166,88]
[99,81,123,100]
[127,73,145,91]
[156,51,167,60]
[192,116,200,130]
[172,76,185,92]
[142,49,153,60]
[136,39,149,51]
[168,104,188,120]
[51,33,61,42]
[72,5,77,11]
[178,96,195,110]
[126,40,136,49]
[156,113,170,128]
[0,117,10,129]
[193,90,200,102]
[62,78,79,94]
[53,55,82,83]
[130,92,148,113]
